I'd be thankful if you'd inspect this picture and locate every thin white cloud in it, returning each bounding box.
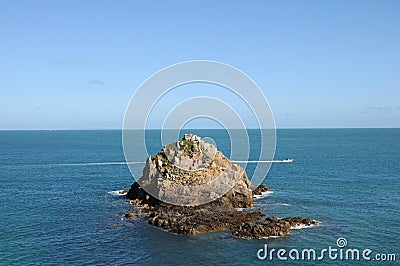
[362,106,396,114]
[52,59,88,67]
[88,80,105,86]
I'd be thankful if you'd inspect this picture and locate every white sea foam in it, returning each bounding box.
[263,235,281,239]
[291,222,320,230]
[253,191,273,199]
[108,190,128,196]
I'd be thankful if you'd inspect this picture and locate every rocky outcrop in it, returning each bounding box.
[129,133,253,207]
[125,134,319,239]
[252,184,271,196]
[147,206,264,235]
[233,216,319,239]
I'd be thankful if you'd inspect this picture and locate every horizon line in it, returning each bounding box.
[0,127,399,131]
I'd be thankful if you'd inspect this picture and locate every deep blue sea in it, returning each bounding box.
[1,129,399,265]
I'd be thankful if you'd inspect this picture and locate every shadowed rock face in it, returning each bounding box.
[126,134,319,239]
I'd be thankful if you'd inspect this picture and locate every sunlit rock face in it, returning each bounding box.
[129,134,253,207]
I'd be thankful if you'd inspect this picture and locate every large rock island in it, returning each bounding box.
[125,134,318,239]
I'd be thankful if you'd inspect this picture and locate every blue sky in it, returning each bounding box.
[0,0,399,129]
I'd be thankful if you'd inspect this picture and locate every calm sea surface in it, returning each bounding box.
[1,129,399,265]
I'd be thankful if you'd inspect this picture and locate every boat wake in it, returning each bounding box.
[56,162,127,166]
[46,161,145,167]
[232,159,293,163]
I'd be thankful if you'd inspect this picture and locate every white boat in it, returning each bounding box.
[283,158,293,163]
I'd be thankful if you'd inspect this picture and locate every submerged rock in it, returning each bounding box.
[125,134,318,239]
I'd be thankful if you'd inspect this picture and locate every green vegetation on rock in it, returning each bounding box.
[180,139,193,151]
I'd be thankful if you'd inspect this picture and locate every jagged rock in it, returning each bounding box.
[124,212,137,218]
[126,182,160,206]
[146,206,265,235]
[252,184,271,196]
[232,216,319,239]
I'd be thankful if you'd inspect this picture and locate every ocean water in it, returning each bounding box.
[1,129,399,265]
